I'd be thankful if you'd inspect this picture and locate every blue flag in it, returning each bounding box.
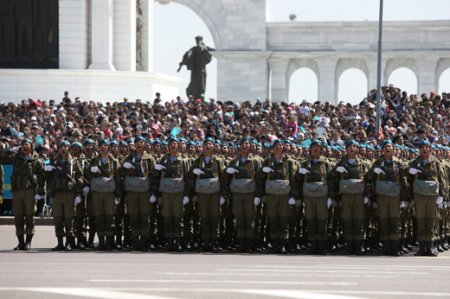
[170,127,180,137]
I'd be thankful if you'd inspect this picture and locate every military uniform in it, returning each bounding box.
[85,152,121,251]
[329,154,371,255]
[122,150,157,251]
[188,153,226,251]
[260,153,299,253]
[226,153,262,252]
[297,155,334,254]
[47,152,84,251]
[365,155,408,255]
[408,154,447,256]
[0,143,45,250]
[156,152,190,251]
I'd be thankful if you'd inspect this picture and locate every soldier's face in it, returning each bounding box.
[59,145,69,154]
[346,144,358,155]
[240,141,250,152]
[99,143,109,154]
[310,144,321,157]
[169,141,179,153]
[119,145,128,155]
[70,147,81,156]
[204,141,214,153]
[420,145,431,156]
[111,145,119,155]
[382,144,394,156]
[135,140,145,150]
[85,144,94,152]
[21,142,32,154]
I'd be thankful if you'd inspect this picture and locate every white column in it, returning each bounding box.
[269,58,289,102]
[114,0,136,71]
[141,0,153,72]
[89,0,115,70]
[59,0,90,69]
[318,59,337,104]
[367,58,386,92]
[417,57,438,94]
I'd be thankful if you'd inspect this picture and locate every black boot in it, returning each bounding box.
[88,234,95,249]
[415,242,427,256]
[175,238,183,252]
[309,240,318,255]
[166,238,174,252]
[238,238,246,253]
[246,238,254,253]
[428,241,439,257]
[105,236,114,251]
[14,235,25,251]
[382,240,391,255]
[346,240,353,255]
[391,240,402,256]
[317,240,327,255]
[24,234,33,251]
[132,236,141,251]
[65,236,75,251]
[279,240,287,254]
[140,237,149,252]
[355,241,365,256]
[437,240,445,253]
[52,236,65,251]
[77,237,88,250]
[399,238,409,254]
[96,236,105,251]
[115,235,123,250]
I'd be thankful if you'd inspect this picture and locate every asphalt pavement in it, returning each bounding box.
[1,224,450,299]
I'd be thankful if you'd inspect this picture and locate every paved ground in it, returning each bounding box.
[1,225,450,299]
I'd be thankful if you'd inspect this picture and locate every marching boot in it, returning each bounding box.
[428,241,438,257]
[65,236,75,251]
[279,240,287,254]
[382,240,391,255]
[346,240,353,255]
[77,237,88,250]
[391,240,402,256]
[140,237,149,252]
[246,238,255,253]
[437,240,445,253]
[237,238,245,253]
[132,236,141,251]
[96,236,106,251]
[115,235,123,250]
[14,235,25,251]
[88,233,95,249]
[166,238,174,252]
[24,234,33,251]
[355,241,365,256]
[105,236,114,251]
[52,236,65,251]
[415,242,426,256]
[175,238,183,252]
[399,238,409,254]
[318,241,327,255]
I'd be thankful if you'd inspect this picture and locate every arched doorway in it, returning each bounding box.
[288,68,318,102]
[388,67,417,95]
[154,2,217,100]
[338,68,368,105]
[438,68,450,94]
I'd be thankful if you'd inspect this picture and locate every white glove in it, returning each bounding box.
[193,168,205,176]
[44,165,55,172]
[219,196,226,206]
[327,198,333,209]
[149,195,157,204]
[254,197,261,206]
[409,168,421,175]
[182,196,190,205]
[114,197,121,206]
[90,166,100,173]
[444,202,448,209]
[400,201,407,209]
[373,167,385,175]
[336,166,348,174]
[226,168,239,174]
[288,197,296,205]
[155,164,166,171]
[82,186,90,195]
[298,168,310,175]
[123,162,135,169]
[262,167,274,173]
[363,196,370,205]
[74,196,82,205]
[12,146,20,153]
[34,194,43,202]
[436,196,444,205]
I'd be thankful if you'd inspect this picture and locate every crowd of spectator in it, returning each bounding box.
[0,85,449,154]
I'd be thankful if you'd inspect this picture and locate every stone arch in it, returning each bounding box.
[158,0,224,49]
[335,59,369,102]
[436,58,450,91]
[286,59,319,101]
[384,58,419,86]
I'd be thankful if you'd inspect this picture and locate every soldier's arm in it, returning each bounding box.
[289,159,300,199]
[35,159,46,196]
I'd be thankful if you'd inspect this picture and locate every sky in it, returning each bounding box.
[154,0,450,104]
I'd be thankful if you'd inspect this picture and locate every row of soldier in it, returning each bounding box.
[3,135,449,256]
